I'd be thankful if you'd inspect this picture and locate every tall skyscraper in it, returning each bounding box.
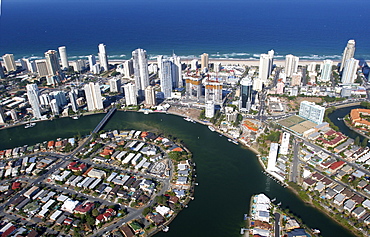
[50,91,67,108]
[88,55,97,71]
[35,60,49,77]
[145,86,156,106]
[45,50,61,76]
[98,43,109,72]
[50,99,59,115]
[69,90,79,112]
[2,54,17,72]
[157,55,163,81]
[26,84,42,119]
[39,94,51,106]
[173,54,183,88]
[109,78,122,93]
[285,54,299,77]
[84,82,104,111]
[58,46,69,70]
[185,76,202,100]
[320,60,333,82]
[201,53,209,70]
[340,39,356,72]
[124,83,137,106]
[132,48,149,97]
[0,61,5,79]
[299,101,325,124]
[239,77,253,112]
[341,58,359,84]
[161,60,174,98]
[205,101,215,118]
[204,78,223,104]
[259,50,274,82]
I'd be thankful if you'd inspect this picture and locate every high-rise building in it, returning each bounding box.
[84,82,104,111]
[69,90,79,112]
[20,58,29,72]
[161,60,174,98]
[35,60,49,77]
[2,54,17,72]
[157,55,163,81]
[109,78,122,93]
[340,39,356,72]
[132,48,149,97]
[124,83,137,106]
[98,43,109,72]
[45,50,61,76]
[145,86,156,107]
[26,84,42,119]
[267,143,279,172]
[50,99,59,115]
[285,54,299,77]
[185,76,202,100]
[116,59,134,77]
[39,94,51,106]
[291,73,302,86]
[0,61,5,79]
[22,59,37,73]
[50,91,67,108]
[10,109,18,121]
[71,60,86,72]
[88,55,97,71]
[299,101,325,124]
[280,132,290,155]
[58,46,69,70]
[320,60,333,82]
[341,58,359,84]
[239,77,253,112]
[205,101,215,118]
[173,54,182,88]
[191,59,198,71]
[0,106,6,124]
[259,50,274,83]
[201,53,209,70]
[253,78,263,91]
[204,78,223,104]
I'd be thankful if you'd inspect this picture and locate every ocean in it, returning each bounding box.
[1,0,370,61]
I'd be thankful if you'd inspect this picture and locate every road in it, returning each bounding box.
[274,212,280,237]
[290,138,299,183]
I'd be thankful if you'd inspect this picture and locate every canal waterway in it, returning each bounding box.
[0,111,356,237]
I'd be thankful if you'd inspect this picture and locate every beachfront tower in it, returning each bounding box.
[161,60,174,98]
[69,90,78,112]
[58,46,69,70]
[201,53,209,71]
[285,54,299,78]
[319,60,333,82]
[239,77,253,112]
[340,39,356,72]
[84,82,104,111]
[26,84,42,119]
[259,50,274,83]
[0,61,5,78]
[2,54,17,72]
[45,50,61,76]
[341,58,359,85]
[132,48,149,98]
[98,43,109,72]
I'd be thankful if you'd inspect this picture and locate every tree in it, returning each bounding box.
[362,138,368,147]
[92,209,99,217]
[354,136,360,146]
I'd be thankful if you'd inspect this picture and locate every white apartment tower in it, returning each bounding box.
[98,43,109,72]
[259,50,274,83]
[58,46,69,70]
[88,55,97,71]
[299,101,325,125]
[161,60,174,98]
[26,84,42,119]
[280,132,290,155]
[267,143,279,172]
[319,60,333,82]
[84,82,104,111]
[0,106,6,124]
[35,60,48,77]
[145,86,156,107]
[285,54,299,77]
[50,99,59,116]
[132,48,149,97]
[205,101,215,118]
[340,39,356,72]
[341,58,359,84]
[2,54,17,72]
[45,50,61,77]
[109,78,122,93]
[69,90,78,112]
[124,83,137,106]
[201,53,209,70]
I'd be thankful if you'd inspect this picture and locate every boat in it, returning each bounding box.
[184,117,193,122]
[24,122,36,129]
[243,214,248,220]
[312,229,321,234]
[228,138,238,145]
[208,125,215,132]
[144,111,149,114]
[72,116,79,120]
[162,226,169,232]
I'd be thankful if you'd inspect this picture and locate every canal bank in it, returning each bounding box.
[0,111,356,237]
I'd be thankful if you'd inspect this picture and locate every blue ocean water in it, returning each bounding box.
[1,0,370,60]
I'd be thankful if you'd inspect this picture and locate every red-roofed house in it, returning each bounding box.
[47,141,55,149]
[172,147,184,152]
[74,202,94,214]
[2,225,16,237]
[11,182,21,190]
[95,208,116,225]
[100,146,114,157]
[67,162,87,172]
[329,161,346,173]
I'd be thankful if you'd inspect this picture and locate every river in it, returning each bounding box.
[0,111,356,237]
